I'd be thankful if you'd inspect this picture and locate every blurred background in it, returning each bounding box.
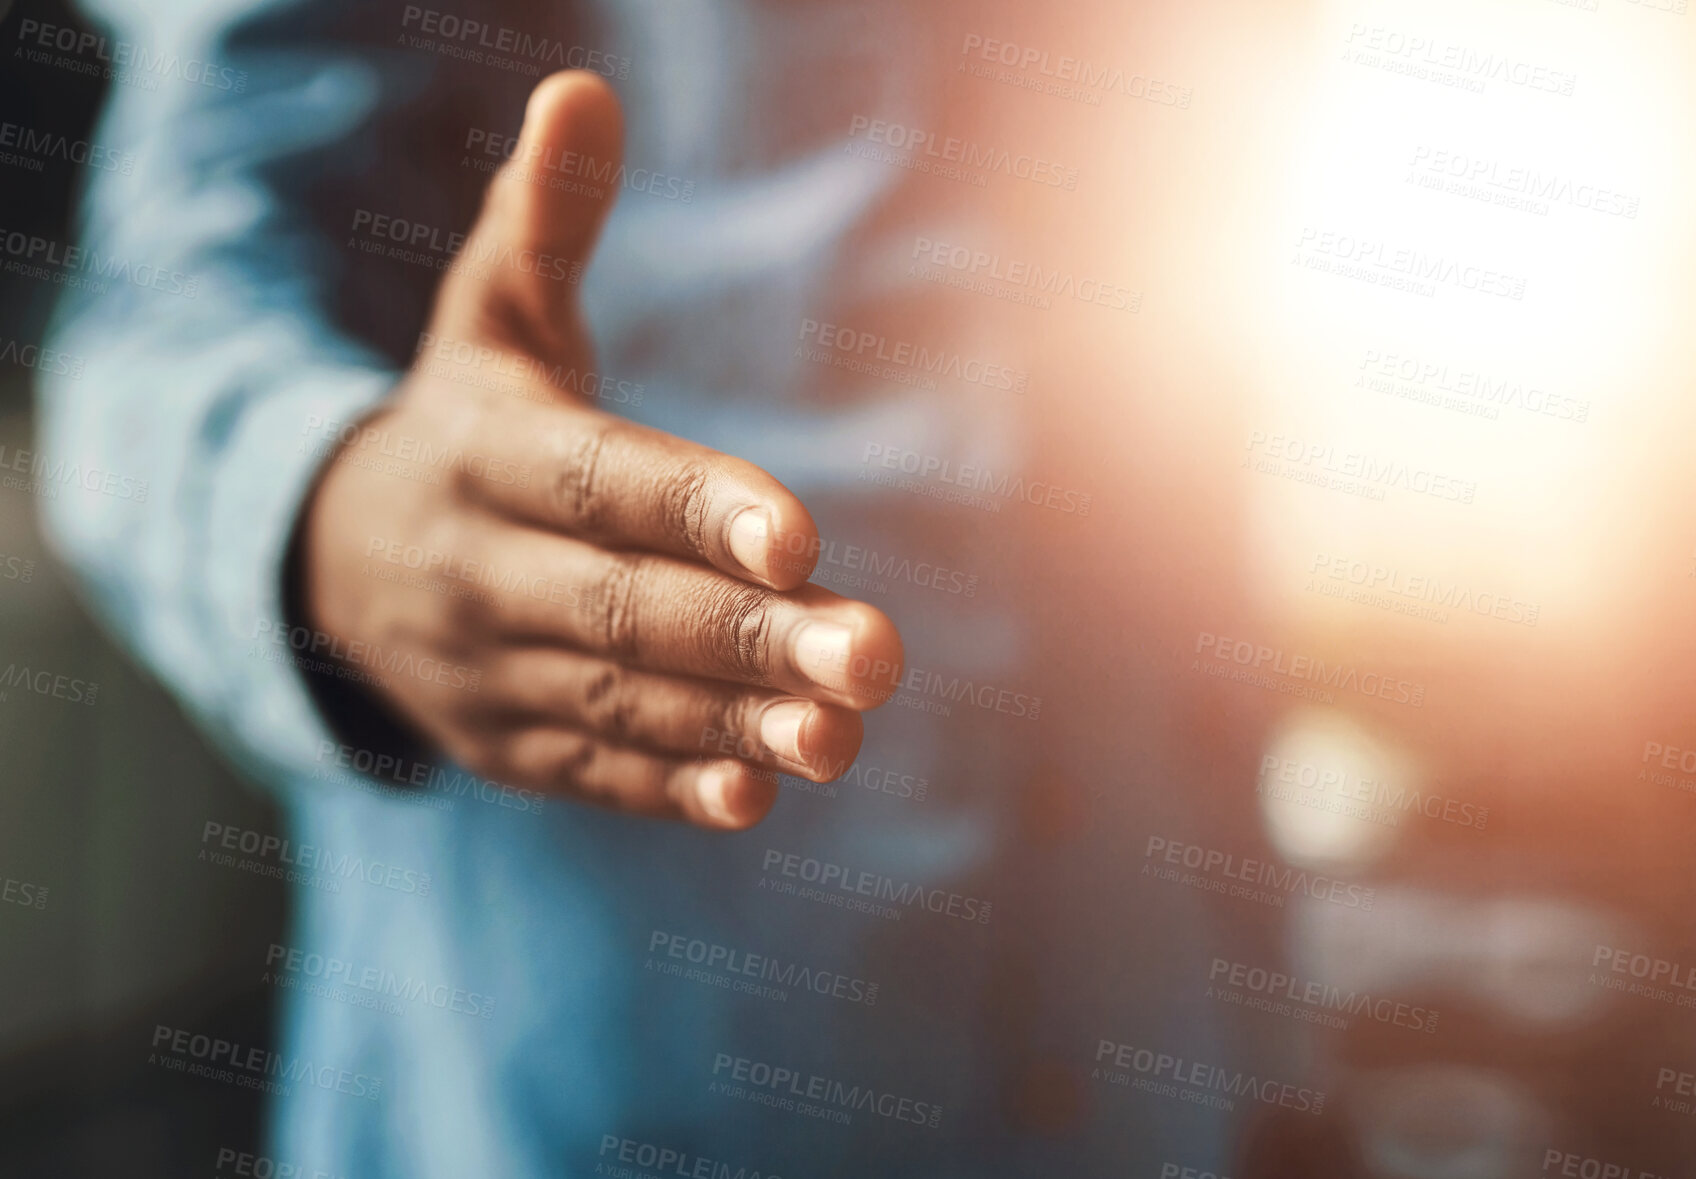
[0,1,283,1169]
[7,0,1696,1175]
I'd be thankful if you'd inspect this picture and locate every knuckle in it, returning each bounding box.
[439,730,491,778]
[707,582,775,683]
[547,419,611,531]
[420,524,485,627]
[544,732,598,788]
[584,663,620,708]
[591,554,647,657]
[656,458,713,555]
[437,402,486,495]
[434,579,482,632]
[639,760,680,808]
[716,691,758,749]
[693,689,751,760]
[663,761,708,814]
[582,665,639,744]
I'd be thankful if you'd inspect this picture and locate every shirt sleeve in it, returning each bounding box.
[33,0,513,794]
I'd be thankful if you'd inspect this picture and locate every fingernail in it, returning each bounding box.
[759,700,812,765]
[727,507,771,580]
[794,621,853,688]
[697,764,739,825]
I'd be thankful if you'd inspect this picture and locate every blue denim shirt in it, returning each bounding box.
[38,1,1229,1174]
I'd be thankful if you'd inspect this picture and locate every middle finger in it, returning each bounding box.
[481,526,904,708]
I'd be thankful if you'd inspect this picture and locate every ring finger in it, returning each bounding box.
[486,648,864,781]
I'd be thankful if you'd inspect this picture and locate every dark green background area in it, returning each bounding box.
[0,3,285,1171]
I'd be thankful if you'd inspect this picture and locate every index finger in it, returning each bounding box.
[458,395,821,591]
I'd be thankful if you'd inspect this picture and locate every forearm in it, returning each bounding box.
[34,0,491,789]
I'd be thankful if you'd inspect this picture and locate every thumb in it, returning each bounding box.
[439,71,624,339]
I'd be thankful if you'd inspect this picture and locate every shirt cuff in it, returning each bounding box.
[203,364,398,794]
